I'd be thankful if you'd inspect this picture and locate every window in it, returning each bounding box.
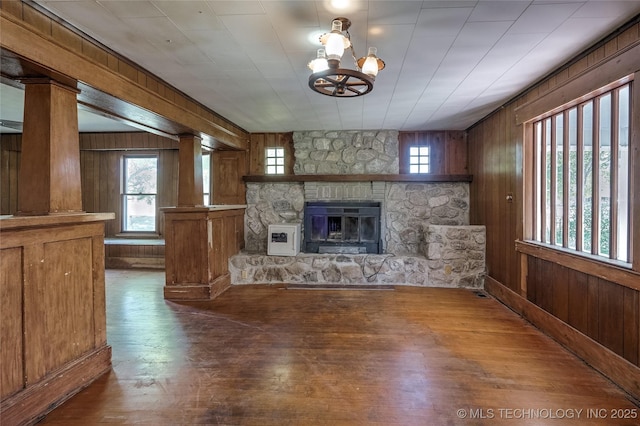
[409,146,430,173]
[122,155,158,232]
[530,82,631,264]
[265,147,285,174]
[202,152,210,205]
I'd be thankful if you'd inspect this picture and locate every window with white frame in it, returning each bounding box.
[409,146,430,173]
[122,155,158,232]
[202,152,210,205]
[530,81,631,264]
[265,147,285,174]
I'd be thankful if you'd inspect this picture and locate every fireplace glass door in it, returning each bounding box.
[304,202,381,254]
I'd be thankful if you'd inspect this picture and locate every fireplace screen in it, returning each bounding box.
[304,202,381,254]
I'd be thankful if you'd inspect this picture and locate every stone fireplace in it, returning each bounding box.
[235,130,486,288]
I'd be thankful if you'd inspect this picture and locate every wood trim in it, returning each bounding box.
[242,174,473,183]
[516,240,640,291]
[485,276,640,402]
[0,212,115,231]
[514,42,640,124]
[0,345,112,426]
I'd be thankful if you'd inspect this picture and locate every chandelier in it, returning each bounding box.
[308,17,385,97]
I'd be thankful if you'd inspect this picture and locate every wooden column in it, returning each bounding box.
[178,134,204,207]
[17,79,83,215]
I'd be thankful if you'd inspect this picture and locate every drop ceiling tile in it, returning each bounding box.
[121,16,190,45]
[414,7,473,37]
[421,1,478,8]
[261,1,319,27]
[219,14,280,46]
[97,0,163,18]
[508,3,583,34]
[153,0,224,31]
[467,1,529,22]
[573,1,640,18]
[368,1,422,25]
[207,1,265,16]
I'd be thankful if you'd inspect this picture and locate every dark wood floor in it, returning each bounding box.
[39,270,639,425]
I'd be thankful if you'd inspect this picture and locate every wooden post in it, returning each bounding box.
[17,79,83,215]
[178,134,204,207]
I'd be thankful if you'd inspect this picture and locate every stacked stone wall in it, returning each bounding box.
[293,130,399,175]
[424,225,486,288]
[385,183,469,255]
[245,182,304,252]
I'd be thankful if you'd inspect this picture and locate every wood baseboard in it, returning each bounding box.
[485,276,640,402]
[164,274,231,301]
[0,345,112,425]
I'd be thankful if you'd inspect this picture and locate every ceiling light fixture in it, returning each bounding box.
[308,17,385,97]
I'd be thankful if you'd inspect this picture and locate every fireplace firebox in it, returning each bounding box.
[303,201,381,254]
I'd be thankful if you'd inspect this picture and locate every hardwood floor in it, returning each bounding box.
[39,270,639,425]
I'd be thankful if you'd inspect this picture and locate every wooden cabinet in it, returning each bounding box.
[163,206,245,300]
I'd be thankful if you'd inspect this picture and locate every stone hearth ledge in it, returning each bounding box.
[230,253,430,286]
[230,225,486,288]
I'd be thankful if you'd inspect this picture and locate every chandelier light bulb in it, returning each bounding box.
[323,20,348,61]
[308,48,329,73]
[361,47,381,77]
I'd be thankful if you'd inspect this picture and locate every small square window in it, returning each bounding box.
[265,147,285,175]
[409,145,429,173]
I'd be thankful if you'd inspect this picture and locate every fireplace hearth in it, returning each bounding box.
[303,201,381,254]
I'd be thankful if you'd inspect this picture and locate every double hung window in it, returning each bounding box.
[122,155,158,232]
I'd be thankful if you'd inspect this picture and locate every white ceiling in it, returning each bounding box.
[2,0,640,134]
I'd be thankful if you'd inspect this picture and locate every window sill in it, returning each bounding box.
[115,232,161,239]
[516,240,639,291]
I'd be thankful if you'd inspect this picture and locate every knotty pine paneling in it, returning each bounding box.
[248,133,294,176]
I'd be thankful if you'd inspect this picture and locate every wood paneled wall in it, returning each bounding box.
[398,131,468,175]
[527,257,639,367]
[212,150,247,205]
[467,17,640,398]
[80,133,178,237]
[249,133,294,176]
[0,135,20,215]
